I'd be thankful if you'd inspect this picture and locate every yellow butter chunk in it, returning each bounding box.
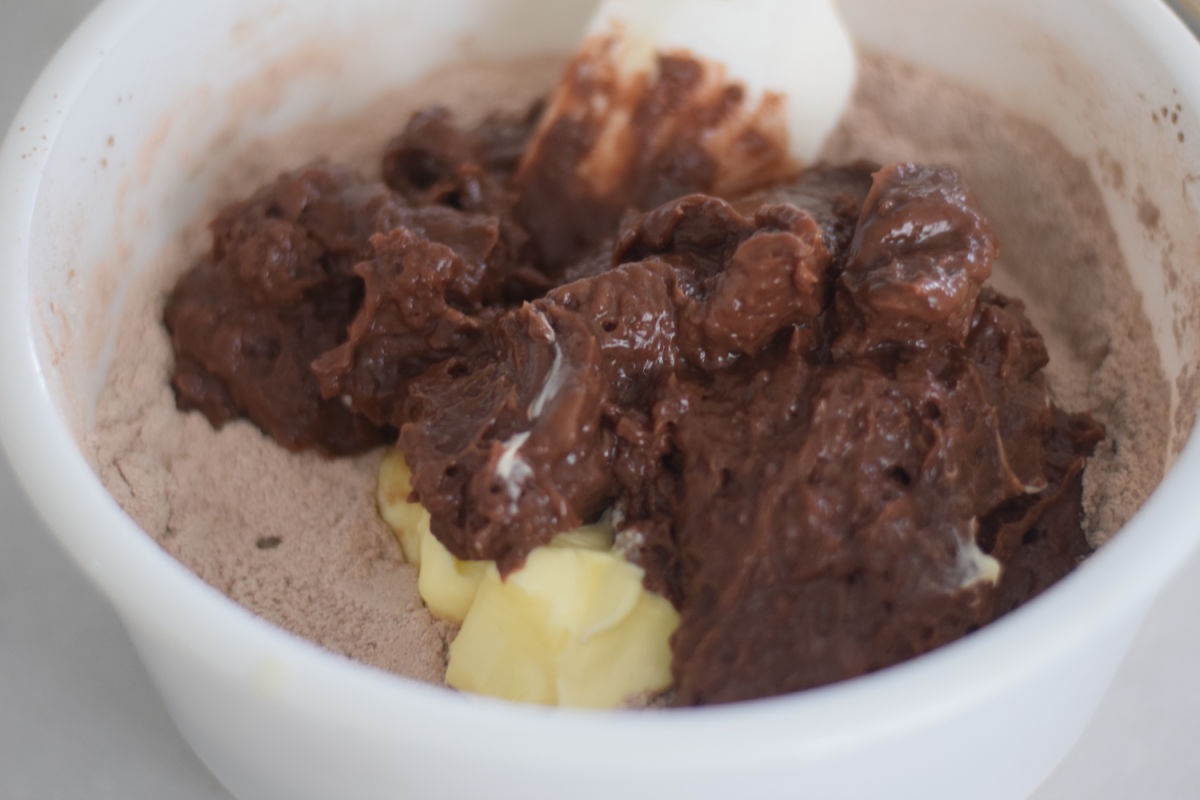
[547,522,614,552]
[376,449,680,708]
[417,520,489,623]
[376,450,425,567]
[444,563,556,705]
[447,546,679,709]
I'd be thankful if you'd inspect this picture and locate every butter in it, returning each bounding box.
[377,450,679,708]
[417,517,489,623]
[449,546,678,708]
[547,519,615,552]
[376,450,425,567]
[953,518,1002,589]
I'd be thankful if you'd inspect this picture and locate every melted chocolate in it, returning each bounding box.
[166,89,1103,704]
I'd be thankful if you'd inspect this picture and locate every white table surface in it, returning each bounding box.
[2,2,1199,798]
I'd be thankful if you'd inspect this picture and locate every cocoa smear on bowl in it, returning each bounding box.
[85,52,1169,686]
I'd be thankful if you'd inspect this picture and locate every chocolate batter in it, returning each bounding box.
[165,57,1103,705]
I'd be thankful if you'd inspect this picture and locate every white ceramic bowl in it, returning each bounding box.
[2,1,1199,798]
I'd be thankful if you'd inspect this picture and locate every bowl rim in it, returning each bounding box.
[1,0,1199,768]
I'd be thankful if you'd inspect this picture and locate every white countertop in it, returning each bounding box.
[2,2,1199,798]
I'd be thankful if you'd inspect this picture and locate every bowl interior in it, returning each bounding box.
[2,0,1200,791]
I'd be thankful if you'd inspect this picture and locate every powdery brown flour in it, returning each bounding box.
[86,52,1170,686]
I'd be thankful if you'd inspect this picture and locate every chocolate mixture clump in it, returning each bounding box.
[166,82,1103,704]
